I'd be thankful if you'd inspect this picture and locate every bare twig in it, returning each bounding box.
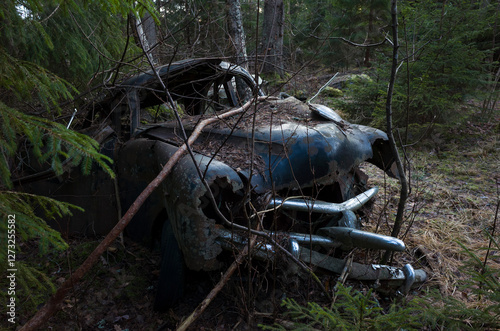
[328,36,390,48]
[176,227,261,331]
[308,72,339,103]
[482,178,499,273]
[39,4,60,23]
[382,0,409,264]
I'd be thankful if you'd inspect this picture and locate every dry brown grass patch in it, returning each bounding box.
[362,137,499,300]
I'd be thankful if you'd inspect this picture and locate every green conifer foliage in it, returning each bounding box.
[326,0,498,127]
[0,0,157,309]
[260,235,500,330]
[261,283,423,330]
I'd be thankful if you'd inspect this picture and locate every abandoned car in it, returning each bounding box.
[21,58,426,310]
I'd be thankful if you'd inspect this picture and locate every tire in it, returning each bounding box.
[154,219,185,311]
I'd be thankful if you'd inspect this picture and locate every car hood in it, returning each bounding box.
[136,97,397,196]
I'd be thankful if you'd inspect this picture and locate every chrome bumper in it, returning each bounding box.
[215,187,427,293]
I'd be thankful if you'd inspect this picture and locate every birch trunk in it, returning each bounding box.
[226,0,248,68]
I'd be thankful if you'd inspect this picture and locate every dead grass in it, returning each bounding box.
[362,122,499,304]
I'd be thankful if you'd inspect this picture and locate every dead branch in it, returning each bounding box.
[19,99,257,331]
[381,0,408,264]
[289,18,391,48]
[483,179,499,272]
[328,36,391,48]
[176,228,260,331]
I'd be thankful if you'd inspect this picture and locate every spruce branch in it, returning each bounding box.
[18,97,258,331]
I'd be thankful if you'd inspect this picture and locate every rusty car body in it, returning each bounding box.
[22,58,426,310]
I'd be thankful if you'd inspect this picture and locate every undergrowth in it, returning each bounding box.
[261,234,499,330]
[412,234,500,330]
[261,284,422,330]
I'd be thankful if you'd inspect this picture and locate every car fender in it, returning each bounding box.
[117,138,245,271]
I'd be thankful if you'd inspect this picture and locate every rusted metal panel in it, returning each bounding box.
[20,128,119,236]
[117,138,245,270]
[23,58,425,293]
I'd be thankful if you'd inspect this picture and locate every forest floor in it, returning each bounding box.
[3,82,499,330]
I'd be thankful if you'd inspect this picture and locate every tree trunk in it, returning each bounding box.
[142,11,157,61]
[226,0,248,68]
[261,0,284,77]
[134,12,158,65]
[364,8,375,67]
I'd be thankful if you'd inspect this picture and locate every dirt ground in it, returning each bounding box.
[3,98,499,330]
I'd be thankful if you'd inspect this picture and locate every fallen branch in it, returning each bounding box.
[19,99,258,331]
[176,229,260,331]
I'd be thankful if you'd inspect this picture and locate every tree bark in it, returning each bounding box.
[134,12,158,65]
[142,11,158,62]
[226,0,248,68]
[261,0,284,77]
[364,8,375,67]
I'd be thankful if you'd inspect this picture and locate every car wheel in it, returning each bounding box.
[154,219,184,311]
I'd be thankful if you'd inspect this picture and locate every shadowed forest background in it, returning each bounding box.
[1,0,499,329]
